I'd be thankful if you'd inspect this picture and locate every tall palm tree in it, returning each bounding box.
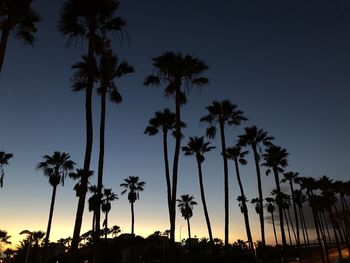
[101,188,118,240]
[226,145,254,249]
[182,136,215,243]
[200,100,247,246]
[36,152,75,248]
[262,145,288,262]
[120,176,145,235]
[177,194,197,240]
[59,0,126,250]
[144,109,184,229]
[0,150,13,188]
[0,0,40,73]
[237,126,273,247]
[144,51,209,242]
[281,171,301,246]
[265,197,278,245]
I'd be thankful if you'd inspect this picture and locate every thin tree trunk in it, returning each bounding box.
[287,209,297,244]
[71,30,95,252]
[219,121,229,247]
[271,212,278,245]
[104,211,108,240]
[0,25,10,74]
[328,209,342,259]
[163,129,172,230]
[299,206,310,246]
[290,184,300,246]
[96,90,107,245]
[187,218,191,239]
[316,212,330,263]
[284,209,292,245]
[233,159,253,249]
[273,167,287,262]
[252,145,266,247]
[44,184,57,246]
[321,211,332,245]
[131,202,135,236]
[196,157,213,243]
[170,84,182,243]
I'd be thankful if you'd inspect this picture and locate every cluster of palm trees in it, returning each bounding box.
[1,1,350,262]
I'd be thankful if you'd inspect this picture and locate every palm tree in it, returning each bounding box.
[200,100,247,246]
[120,176,145,235]
[0,230,11,248]
[293,189,310,247]
[101,188,118,240]
[262,145,288,261]
[281,171,301,246]
[177,194,197,240]
[226,145,254,250]
[109,225,121,238]
[69,169,94,197]
[265,197,278,245]
[0,150,13,188]
[237,126,273,247]
[0,0,40,73]
[36,152,75,248]
[88,185,100,236]
[59,0,126,250]
[182,136,215,243]
[145,109,184,229]
[145,51,208,242]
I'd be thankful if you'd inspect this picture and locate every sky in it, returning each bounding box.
[1,0,350,248]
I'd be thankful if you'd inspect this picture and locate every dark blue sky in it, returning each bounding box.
[1,0,349,244]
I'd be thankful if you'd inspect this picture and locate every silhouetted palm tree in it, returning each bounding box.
[293,189,310,247]
[120,176,145,235]
[200,100,247,246]
[101,188,118,240]
[36,152,75,248]
[281,171,301,246]
[177,194,197,240]
[88,185,100,236]
[0,230,11,248]
[238,126,273,247]
[109,225,121,238]
[145,51,208,242]
[0,0,40,73]
[265,197,278,245]
[262,145,288,262]
[59,0,126,250]
[69,169,94,197]
[0,150,13,188]
[226,145,254,249]
[182,136,215,243]
[144,108,184,229]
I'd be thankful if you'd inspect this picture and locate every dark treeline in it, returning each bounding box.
[0,0,350,263]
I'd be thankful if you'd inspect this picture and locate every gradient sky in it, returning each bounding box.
[1,0,350,247]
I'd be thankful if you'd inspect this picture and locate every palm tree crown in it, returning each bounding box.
[0,150,13,188]
[262,145,289,174]
[177,195,197,220]
[226,146,248,166]
[120,176,145,203]
[182,136,215,163]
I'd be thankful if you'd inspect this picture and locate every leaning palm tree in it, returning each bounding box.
[120,176,145,235]
[145,52,208,242]
[281,171,301,246]
[36,152,75,248]
[0,0,40,73]
[145,109,185,229]
[0,150,13,188]
[226,145,254,250]
[59,0,126,250]
[200,100,247,246]
[177,194,197,240]
[237,126,273,247]
[262,145,288,262]
[101,188,118,240]
[182,136,215,243]
[265,197,278,245]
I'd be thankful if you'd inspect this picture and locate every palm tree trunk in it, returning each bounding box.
[328,209,342,259]
[170,84,182,243]
[287,209,297,244]
[321,211,332,245]
[233,159,253,249]
[299,206,310,246]
[290,183,300,246]
[272,167,287,261]
[44,184,57,246]
[104,211,108,240]
[271,212,279,245]
[96,90,107,244]
[196,158,213,243]
[284,209,292,245]
[163,130,172,230]
[252,145,266,247]
[131,202,135,236]
[0,25,10,73]
[71,30,95,252]
[187,218,191,240]
[316,212,330,263]
[219,121,229,247]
